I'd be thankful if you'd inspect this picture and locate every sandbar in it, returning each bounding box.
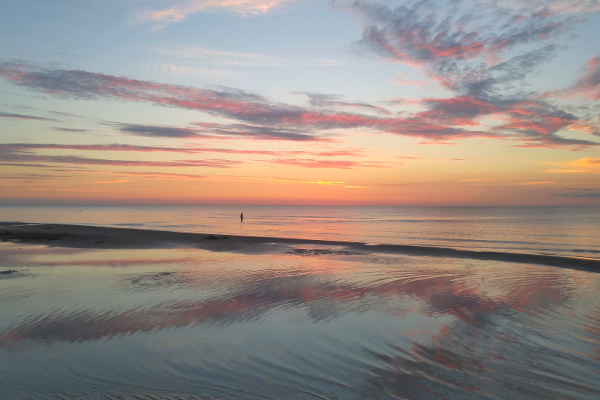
[1,222,599,271]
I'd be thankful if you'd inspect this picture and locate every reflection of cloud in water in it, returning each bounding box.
[0,253,577,347]
[360,309,600,399]
[0,243,92,266]
[1,246,599,399]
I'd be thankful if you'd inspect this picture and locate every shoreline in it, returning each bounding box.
[1,221,599,271]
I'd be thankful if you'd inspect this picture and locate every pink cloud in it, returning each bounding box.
[0,62,596,148]
[572,56,600,100]
[541,56,600,101]
[135,0,296,28]
[395,73,430,87]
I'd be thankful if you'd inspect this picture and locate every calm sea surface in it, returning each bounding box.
[1,205,599,258]
[1,206,599,399]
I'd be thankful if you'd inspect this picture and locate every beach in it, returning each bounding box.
[3,0,600,397]
[1,218,600,399]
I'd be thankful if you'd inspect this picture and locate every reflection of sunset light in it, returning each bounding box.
[1,241,599,398]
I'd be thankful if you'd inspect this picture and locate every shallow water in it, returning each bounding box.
[1,242,599,399]
[1,205,599,259]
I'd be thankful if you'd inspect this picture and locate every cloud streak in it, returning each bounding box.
[556,188,600,198]
[0,111,56,121]
[0,143,378,175]
[135,0,296,29]
[0,142,367,158]
[340,0,600,147]
[150,46,344,68]
[545,157,600,174]
[266,158,389,169]
[0,148,241,169]
[112,171,349,186]
[0,60,597,147]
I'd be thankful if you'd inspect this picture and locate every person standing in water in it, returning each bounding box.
[240,212,244,222]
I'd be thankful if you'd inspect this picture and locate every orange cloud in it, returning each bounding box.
[545,158,600,174]
[459,178,499,183]
[108,171,347,187]
[518,181,555,185]
[267,178,344,186]
[92,180,130,184]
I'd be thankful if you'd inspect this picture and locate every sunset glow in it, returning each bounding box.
[1,0,599,205]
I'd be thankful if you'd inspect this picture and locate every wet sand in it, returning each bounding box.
[1,222,599,271]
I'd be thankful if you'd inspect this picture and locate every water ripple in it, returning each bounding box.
[1,246,600,399]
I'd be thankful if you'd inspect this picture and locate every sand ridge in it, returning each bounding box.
[1,222,599,271]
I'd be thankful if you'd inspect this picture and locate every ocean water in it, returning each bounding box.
[1,205,599,259]
[1,206,600,399]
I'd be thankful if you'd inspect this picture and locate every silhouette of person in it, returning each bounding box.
[240,212,244,222]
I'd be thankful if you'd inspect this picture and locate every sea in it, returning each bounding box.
[1,205,599,399]
[1,205,599,259]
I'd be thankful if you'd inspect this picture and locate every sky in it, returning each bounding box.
[0,0,599,206]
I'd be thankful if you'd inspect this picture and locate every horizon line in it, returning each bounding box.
[0,202,597,208]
